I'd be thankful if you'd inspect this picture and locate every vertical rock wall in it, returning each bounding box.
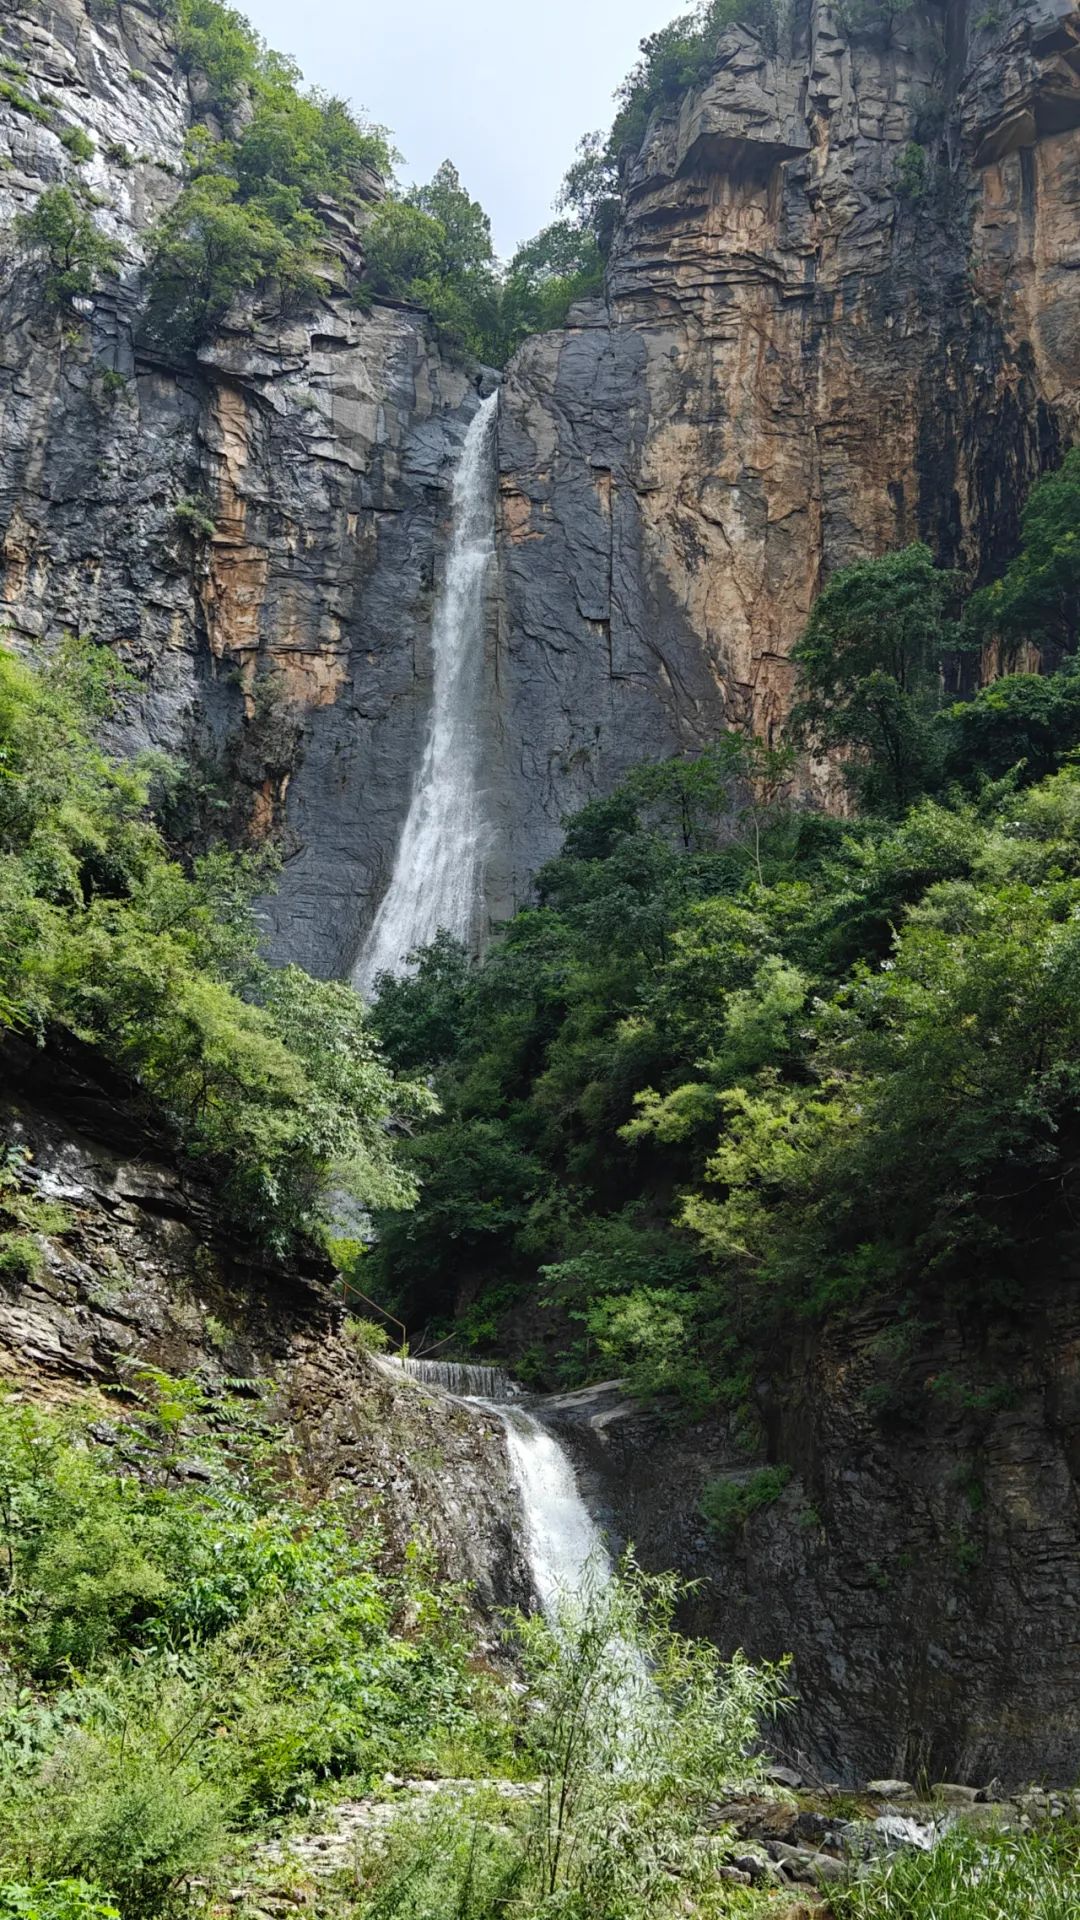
[0,0,488,979]
[493,0,1080,892]
[1,0,1079,966]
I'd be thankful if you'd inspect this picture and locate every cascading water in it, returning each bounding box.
[383,1355,612,1619]
[385,1356,521,1402]
[355,390,499,994]
[494,1404,613,1616]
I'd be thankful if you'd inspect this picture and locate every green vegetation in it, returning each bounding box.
[368,452,1080,1418]
[790,541,958,812]
[701,1466,792,1538]
[14,188,122,311]
[0,1377,509,1915]
[831,1821,1080,1919]
[141,0,391,349]
[348,1560,790,1920]
[0,1379,792,1920]
[364,162,501,361]
[0,639,431,1251]
[58,127,95,163]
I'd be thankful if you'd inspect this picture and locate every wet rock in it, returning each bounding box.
[767,1841,845,1884]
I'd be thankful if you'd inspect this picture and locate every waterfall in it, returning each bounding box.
[382,1354,611,1619]
[494,1403,613,1616]
[355,390,499,993]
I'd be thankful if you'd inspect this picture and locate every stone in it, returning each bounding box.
[865,1781,916,1801]
[768,1840,845,1884]
[764,1763,804,1788]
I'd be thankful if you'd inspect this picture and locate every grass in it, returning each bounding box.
[830,1821,1080,1919]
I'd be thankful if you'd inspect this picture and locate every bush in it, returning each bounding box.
[343,1315,391,1354]
[59,128,94,163]
[0,1883,119,1920]
[142,2,392,349]
[0,1381,503,1900]
[0,641,431,1249]
[14,189,122,310]
[700,1466,792,1538]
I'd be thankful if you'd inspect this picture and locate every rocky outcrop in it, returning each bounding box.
[0,0,488,978]
[546,1283,1080,1788]
[494,0,1080,875]
[0,1035,530,1609]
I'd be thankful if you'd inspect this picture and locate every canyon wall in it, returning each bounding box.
[3,2,1079,961]
[494,0,1080,887]
[551,1271,1080,1788]
[0,0,488,978]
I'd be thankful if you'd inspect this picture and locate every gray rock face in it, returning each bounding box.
[547,1283,1080,1787]
[0,1038,530,1610]
[0,0,485,979]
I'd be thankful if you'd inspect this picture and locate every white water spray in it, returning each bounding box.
[355,392,499,992]
[382,1356,612,1619]
[495,1403,613,1616]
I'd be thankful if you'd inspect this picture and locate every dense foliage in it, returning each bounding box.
[0,1376,505,1917]
[14,189,122,311]
[368,454,1080,1413]
[143,0,391,348]
[0,641,430,1249]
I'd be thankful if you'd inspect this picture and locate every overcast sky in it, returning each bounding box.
[239,0,679,259]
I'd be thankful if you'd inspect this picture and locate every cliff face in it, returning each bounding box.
[552,1274,1080,1787]
[2,2,1079,957]
[494,0,1080,881]
[0,1032,530,1611]
[0,0,487,978]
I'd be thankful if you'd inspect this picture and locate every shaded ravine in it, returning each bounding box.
[354,391,499,993]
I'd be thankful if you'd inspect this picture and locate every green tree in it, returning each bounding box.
[790,543,956,812]
[144,172,317,350]
[14,188,122,310]
[967,447,1080,660]
[0,642,430,1248]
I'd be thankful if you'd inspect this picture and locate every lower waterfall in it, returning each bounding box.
[383,1356,610,1618]
[355,390,499,994]
[493,1403,612,1616]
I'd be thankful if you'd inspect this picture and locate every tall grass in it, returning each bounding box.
[832,1822,1080,1920]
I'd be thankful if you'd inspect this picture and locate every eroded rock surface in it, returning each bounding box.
[0,1036,530,1610]
[495,0,1080,875]
[547,1284,1080,1787]
[3,3,1079,960]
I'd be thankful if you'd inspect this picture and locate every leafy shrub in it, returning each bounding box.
[363,1561,791,1920]
[0,1882,119,1920]
[14,188,122,310]
[0,1380,502,1902]
[59,128,94,163]
[343,1315,391,1354]
[143,1,392,349]
[0,641,431,1249]
[700,1466,792,1538]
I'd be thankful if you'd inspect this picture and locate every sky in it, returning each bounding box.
[238,0,681,259]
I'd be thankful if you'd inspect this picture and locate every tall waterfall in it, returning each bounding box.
[355,391,499,993]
